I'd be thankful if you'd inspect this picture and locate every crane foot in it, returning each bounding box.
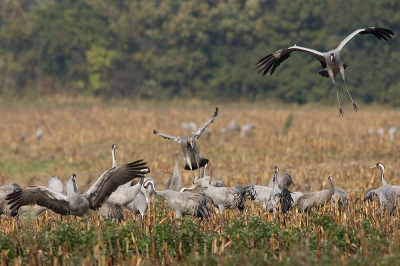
[339,108,345,116]
[353,103,359,111]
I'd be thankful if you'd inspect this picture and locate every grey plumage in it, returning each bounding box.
[364,187,379,201]
[111,144,117,168]
[241,124,255,138]
[6,160,150,217]
[126,190,148,219]
[144,180,212,218]
[182,177,245,214]
[290,192,304,207]
[35,122,43,141]
[333,187,349,210]
[47,176,64,194]
[370,163,397,215]
[268,167,282,213]
[297,174,335,212]
[303,185,311,194]
[165,151,182,191]
[389,127,397,142]
[153,108,218,178]
[228,119,241,132]
[268,166,293,214]
[199,164,225,187]
[256,27,394,115]
[98,200,125,222]
[109,178,144,206]
[0,183,22,216]
[267,172,293,190]
[245,184,273,209]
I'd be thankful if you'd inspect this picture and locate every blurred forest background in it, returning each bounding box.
[0,0,399,105]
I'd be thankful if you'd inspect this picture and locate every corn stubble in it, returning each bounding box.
[1,104,400,265]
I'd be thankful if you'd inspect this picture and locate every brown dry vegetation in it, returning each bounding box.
[0,101,399,194]
[1,101,400,265]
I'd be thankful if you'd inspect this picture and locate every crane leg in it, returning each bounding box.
[331,79,345,116]
[341,69,359,111]
[328,70,345,116]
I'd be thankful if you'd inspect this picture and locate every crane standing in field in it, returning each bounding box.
[370,163,397,215]
[165,151,183,191]
[153,108,218,178]
[256,27,394,115]
[143,180,213,218]
[297,174,335,212]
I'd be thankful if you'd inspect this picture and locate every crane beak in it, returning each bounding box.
[370,165,377,169]
[330,55,333,61]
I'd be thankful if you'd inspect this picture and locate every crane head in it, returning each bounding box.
[188,137,194,148]
[143,179,153,189]
[370,162,385,171]
[273,166,279,175]
[112,144,117,150]
[330,53,335,62]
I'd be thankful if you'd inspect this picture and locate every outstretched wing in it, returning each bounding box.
[193,108,218,140]
[85,160,150,210]
[153,130,181,143]
[336,27,394,51]
[6,186,70,215]
[256,45,325,76]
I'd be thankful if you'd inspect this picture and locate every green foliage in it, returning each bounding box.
[0,212,399,264]
[0,0,399,104]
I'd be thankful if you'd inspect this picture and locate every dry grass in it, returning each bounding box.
[1,102,399,195]
[1,101,400,264]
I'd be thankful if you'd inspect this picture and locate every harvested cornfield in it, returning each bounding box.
[1,101,400,265]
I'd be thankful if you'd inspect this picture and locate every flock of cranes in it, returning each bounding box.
[1,26,398,221]
[2,109,399,221]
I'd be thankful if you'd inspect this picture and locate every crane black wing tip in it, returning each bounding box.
[125,159,144,166]
[141,167,150,174]
[5,190,22,202]
[214,107,218,116]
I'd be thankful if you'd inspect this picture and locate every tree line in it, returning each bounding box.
[0,0,399,105]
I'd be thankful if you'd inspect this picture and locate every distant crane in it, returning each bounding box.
[256,27,394,115]
[35,122,43,141]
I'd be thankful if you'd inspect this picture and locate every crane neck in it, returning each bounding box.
[380,168,388,185]
[328,177,334,191]
[72,179,79,193]
[111,148,117,168]
[146,181,158,195]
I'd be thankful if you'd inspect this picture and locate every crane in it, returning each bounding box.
[370,163,397,215]
[256,27,394,115]
[6,160,150,217]
[153,108,218,178]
